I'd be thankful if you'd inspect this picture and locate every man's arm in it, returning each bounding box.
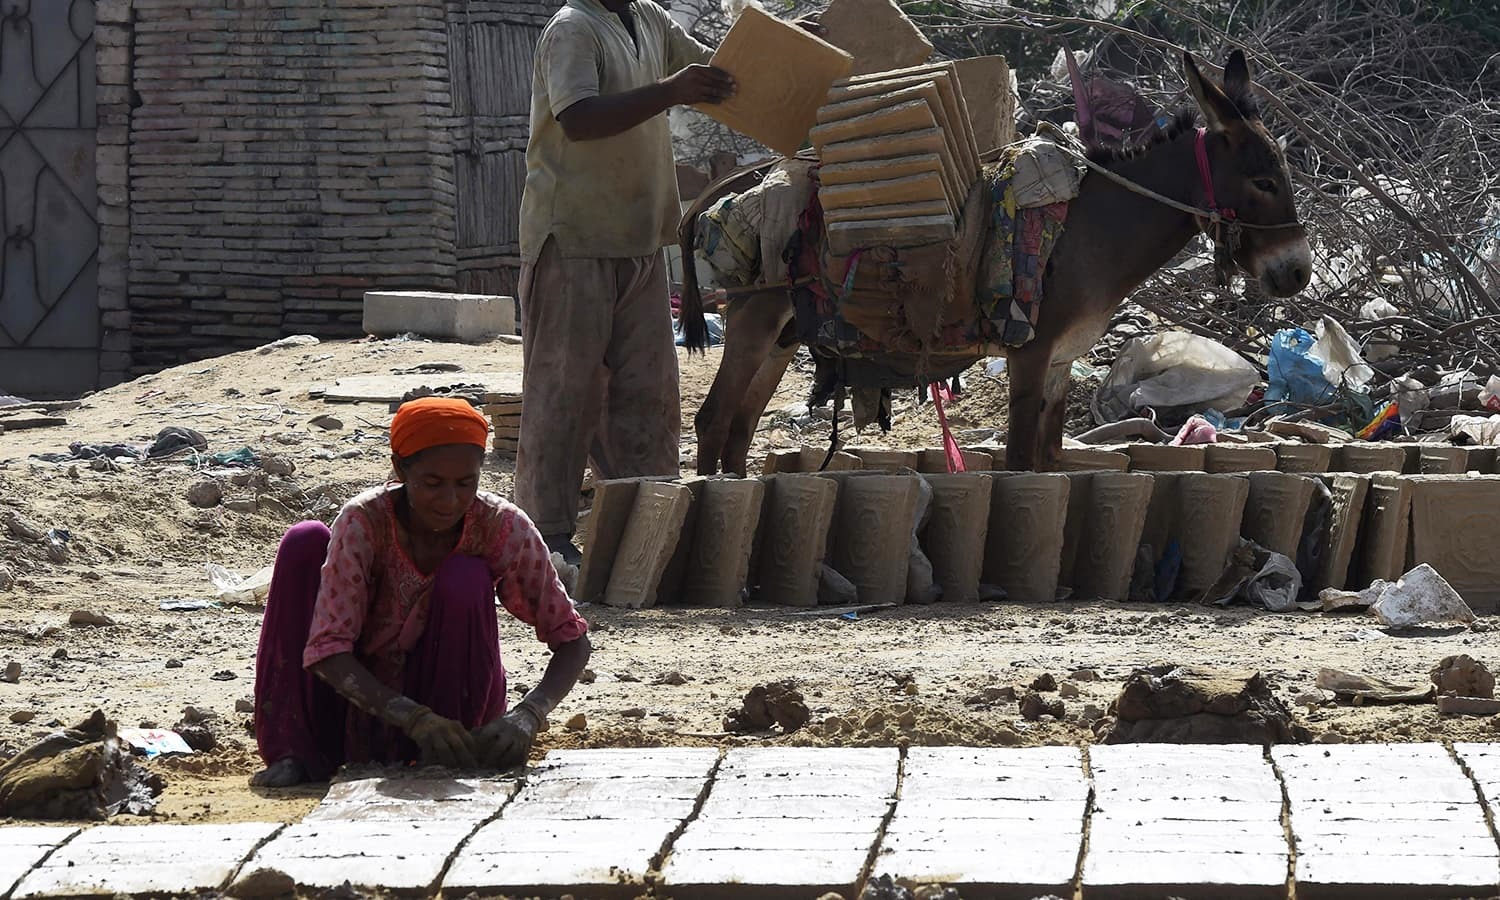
[557,64,734,142]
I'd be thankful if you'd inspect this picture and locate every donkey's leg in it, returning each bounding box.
[1037,361,1073,472]
[724,338,796,476]
[1003,343,1051,471]
[694,292,789,476]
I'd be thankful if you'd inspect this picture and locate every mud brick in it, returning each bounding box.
[1082,851,1289,899]
[982,472,1070,603]
[753,474,837,606]
[1060,471,1154,601]
[1058,447,1131,471]
[15,823,280,898]
[0,827,77,898]
[1276,443,1333,473]
[1334,444,1407,474]
[921,473,993,602]
[1294,855,1500,900]
[875,846,1081,899]
[655,477,707,607]
[660,848,874,899]
[1353,472,1413,586]
[678,478,765,607]
[1418,445,1494,474]
[1241,472,1317,558]
[446,817,682,897]
[1127,444,1207,472]
[696,794,893,821]
[848,447,919,472]
[1406,475,1500,612]
[822,473,921,605]
[517,777,708,803]
[531,747,721,781]
[244,821,475,893]
[1141,473,1250,599]
[819,0,934,76]
[304,777,517,823]
[1206,444,1279,473]
[801,447,861,472]
[576,476,672,605]
[917,448,993,473]
[672,818,883,852]
[761,448,803,474]
[1314,474,1369,591]
[603,482,693,608]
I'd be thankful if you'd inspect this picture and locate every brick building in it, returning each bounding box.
[0,0,551,397]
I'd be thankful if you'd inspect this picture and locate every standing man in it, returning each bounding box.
[514,0,736,565]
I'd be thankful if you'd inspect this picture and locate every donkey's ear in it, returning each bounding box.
[1183,50,1241,132]
[1222,49,1259,119]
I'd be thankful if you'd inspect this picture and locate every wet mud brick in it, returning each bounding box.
[1276,743,1499,900]
[1141,473,1250,599]
[1275,443,1333,473]
[1422,445,1497,474]
[1353,472,1412,586]
[1334,443,1408,474]
[1057,447,1131,472]
[953,55,1017,153]
[820,473,922,605]
[1126,444,1207,472]
[752,474,837,606]
[917,447,993,473]
[244,820,475,893]
[304,777,517,823]
[576,476,674,604]
[810,100,939,159]
[819,0,933,77]
[820,153,945,190]
[13,823,280,898]
[818,171,950,213]
[1314,474,1369,591]
[847,447,919,472]
[678,478,766,607]
[1406,474,1500,612]
[0,827,77,898]
[654,477,707,607]
[826,216,957,257]
[824,199,952,224]
[1205,444,1278,473]
[921,473,993,603]
[819,128,949,167]
[444,820,683,899]
[1241,472,1317,558]
[1064,471,1154,601]
[983,473,1070,603]
[602,482,692,609]
[695,6,852,156]
[822,71,977,180]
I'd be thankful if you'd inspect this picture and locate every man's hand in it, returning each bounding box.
[473,708,541,769]
[665,64,737,106]
[404,707,479,768]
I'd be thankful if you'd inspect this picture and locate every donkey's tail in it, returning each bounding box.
[675,158,781,354]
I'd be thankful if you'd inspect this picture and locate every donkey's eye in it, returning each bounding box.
[1253,178,1278,194]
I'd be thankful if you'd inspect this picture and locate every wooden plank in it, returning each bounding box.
[695,6,853,156]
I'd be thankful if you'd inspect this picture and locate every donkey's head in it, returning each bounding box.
[1184,50,1311,297]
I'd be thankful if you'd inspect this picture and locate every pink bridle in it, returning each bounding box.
[1194,127,1237,223]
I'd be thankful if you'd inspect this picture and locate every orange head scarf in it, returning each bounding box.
[389,397,490,459]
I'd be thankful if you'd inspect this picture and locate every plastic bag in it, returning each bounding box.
[1092,332,1260,425]
[1481,374,1500,413]
[1310,315,1374,393]
[1359,298,1401,362]
[207,563,274,605]
[1266,327,1334,406]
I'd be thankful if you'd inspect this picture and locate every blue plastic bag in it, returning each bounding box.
[1266,327,1335,406]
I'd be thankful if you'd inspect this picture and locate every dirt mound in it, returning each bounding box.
[1099,665,1310,744]
[725,680,810,733]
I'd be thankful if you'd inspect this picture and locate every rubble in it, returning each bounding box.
[1100,666,1309,744]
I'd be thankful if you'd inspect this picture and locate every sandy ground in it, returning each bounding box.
[2,334,1497,825]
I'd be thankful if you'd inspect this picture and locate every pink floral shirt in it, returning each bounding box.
[302,486,588,686]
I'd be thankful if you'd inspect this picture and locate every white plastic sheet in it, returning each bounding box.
[1092,332,1260,425]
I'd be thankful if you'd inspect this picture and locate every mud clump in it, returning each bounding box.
[0,709,164,819]
[1431,654,1495,699]
[1030,673,1058,692]
[725,680,810,734]
[1099,665,1309,744]
[1020,691,1065,721]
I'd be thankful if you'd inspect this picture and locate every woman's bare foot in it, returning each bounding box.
[250,758,309,788]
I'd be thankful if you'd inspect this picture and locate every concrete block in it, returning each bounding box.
[1060,471,1154,601]
[1242,472,1317,558]
[1127,444,1207,472]
[1407,475,1500,612]
[304,777,517,823]
[921,473,993,602]
[1315,474,1369,591]
[1206,445,1279,473]
[17,823,281,898]
[982,472,1070,603]
[1276,443,1333,473]
[754,474,838,606]
[362,290,514,342]
[679,477,766,607]
[824,474,921,604]
[848,447,920,472]
[1353,473,1413,586]
[603,482,692,608]
[1334,444,1408,474]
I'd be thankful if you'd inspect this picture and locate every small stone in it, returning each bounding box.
[0,565,13,591]
[1317,731,1345,744]
[991,724,1022,746]
[336,450,361,460]
[620,707,647,719]
[52,648,67,660]
[903,682,919,696]
[579,668,597,684]
[1020,691,1065,721]
[177,724,218,752]
[181,706,216,724]
[617,672,641,683]
[564,713,587,731]
[166,658,183,669]
[308,415,343,430]
[211,670,238,681]
[1059,682,1080,699]
[1070,668,1100,682]
[187,480,224,509]
[10,710,36,724]
[224,499,259,514]
[864,711,887,731]
[236,697,255,713]
[228,867,296,899]
[260,455,296,476]
[68,609,116,627]
[1432,654,1496,699]
[1030,673,1058,692]
[655,671,689,686]
[1,661,20,683]
[1082,703,1105,721]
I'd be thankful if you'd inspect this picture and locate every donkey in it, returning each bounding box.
[681,50,1312,475]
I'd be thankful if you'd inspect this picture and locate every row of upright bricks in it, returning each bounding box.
[574,441,1500,614]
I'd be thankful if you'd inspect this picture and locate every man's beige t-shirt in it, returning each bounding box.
[521,0,712,262]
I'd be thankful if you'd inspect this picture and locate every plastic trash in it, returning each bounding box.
[118,728,194,758]
[207,563,274,606]
[1482,374,1500,413]
[1310,315,1374,393]
[1169,415,1218,446]
[1266,327,1334,406]
[984,357,1008,377]
[1370,563,1476,627]
[1092,333,1259,425]
[1449,414,1500,446]
[1359,299,1401,362]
